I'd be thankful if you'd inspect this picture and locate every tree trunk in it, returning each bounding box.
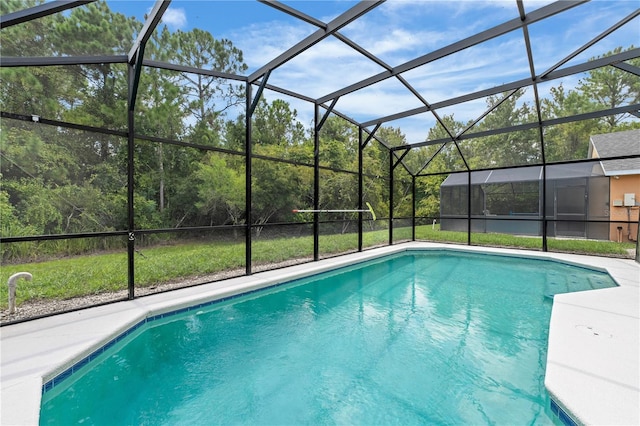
[158,144,165,212]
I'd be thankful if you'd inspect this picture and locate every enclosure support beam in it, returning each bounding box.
[313,103,321,260]
[248,0,383,83]
[359,47,639,131]
[538,103,548,252]
[0,0,94,29]
[539,8,640,79]
[126,66,136,300]
[316,98,339,132]
[362,124,381,148]
[389,150,394,246]
[388,147,415,245]
[403,103,640,151]
[519,0,549,252]
[259,0,327,29]
[390,150,418,242]
[412,176,416,242]
[248,70,272,117]
[392,149,411,170]
[128,0,170,64]
[0,55,127,67]
[127,0,170,111]
[542,164,548,251]
[457,90,520,139]
[1,111,127,137]
[450,48,639,108]
[123,0,169,293]
[613,62,640,77]
[128,48,146,111]
[415,143,448,176]
[467,171,472,246]
[358,127,364,252]
[143,59,247,81]
[245,84,253,275]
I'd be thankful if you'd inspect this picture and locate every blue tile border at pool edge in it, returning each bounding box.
[550,399,579,426]
[42,317,147,393]
[40,278,301,395]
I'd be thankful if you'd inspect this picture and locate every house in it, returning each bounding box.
[589,129,640,243]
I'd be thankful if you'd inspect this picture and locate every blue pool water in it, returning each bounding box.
[39,250,617,425]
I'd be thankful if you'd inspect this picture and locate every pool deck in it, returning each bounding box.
[1,242,638,425]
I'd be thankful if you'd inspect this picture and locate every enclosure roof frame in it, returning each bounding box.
[0,0,638,163]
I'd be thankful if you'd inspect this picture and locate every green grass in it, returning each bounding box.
[416,225,634,255]
[1,226,634,310]
[0,230,390,309]
[546,238,634,255]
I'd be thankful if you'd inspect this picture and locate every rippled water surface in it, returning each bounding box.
[40,251,617,425]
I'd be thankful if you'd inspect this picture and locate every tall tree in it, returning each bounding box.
[540,46,640,162]
[252,99,307,148]
[221,99,312,228]
[319,115,358,169]
[54,1,139,134]
[0,0,74,119]
[471,90,540,168]
[168,28,247,145]
[577,46,640,130]
[137,26,189,216]
[540,84,601,161]
[194,153,245,226]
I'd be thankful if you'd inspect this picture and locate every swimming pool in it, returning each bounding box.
[39,250,617,424]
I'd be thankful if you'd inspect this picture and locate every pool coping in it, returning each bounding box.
[1,242,638,425]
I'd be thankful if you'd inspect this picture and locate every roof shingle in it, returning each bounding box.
[590,129,640,175]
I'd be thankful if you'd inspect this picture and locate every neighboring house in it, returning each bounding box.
[439,129,640,243]
[439,163,610,239]
[588,129,640,243]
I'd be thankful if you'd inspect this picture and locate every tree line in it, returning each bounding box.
[1,0,638,249]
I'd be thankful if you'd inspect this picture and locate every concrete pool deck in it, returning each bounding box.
[1,242,638,425]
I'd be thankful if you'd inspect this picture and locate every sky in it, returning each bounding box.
[102,1,639,143]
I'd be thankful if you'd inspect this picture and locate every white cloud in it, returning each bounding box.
[228,21,315,72]
[162,8,187,30]
[336,87,425,120]
[368,28,432,57]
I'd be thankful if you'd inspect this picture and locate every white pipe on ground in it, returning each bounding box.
[7,272,32,314]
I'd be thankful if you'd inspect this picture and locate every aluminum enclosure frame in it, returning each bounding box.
[1,0,639,323]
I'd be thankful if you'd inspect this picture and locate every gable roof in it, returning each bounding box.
[589,129,640,176]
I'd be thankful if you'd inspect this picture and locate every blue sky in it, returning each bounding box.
[104,0,639,142]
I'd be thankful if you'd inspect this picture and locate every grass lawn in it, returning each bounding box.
[416,226,635,255]
[1,225,634,309]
